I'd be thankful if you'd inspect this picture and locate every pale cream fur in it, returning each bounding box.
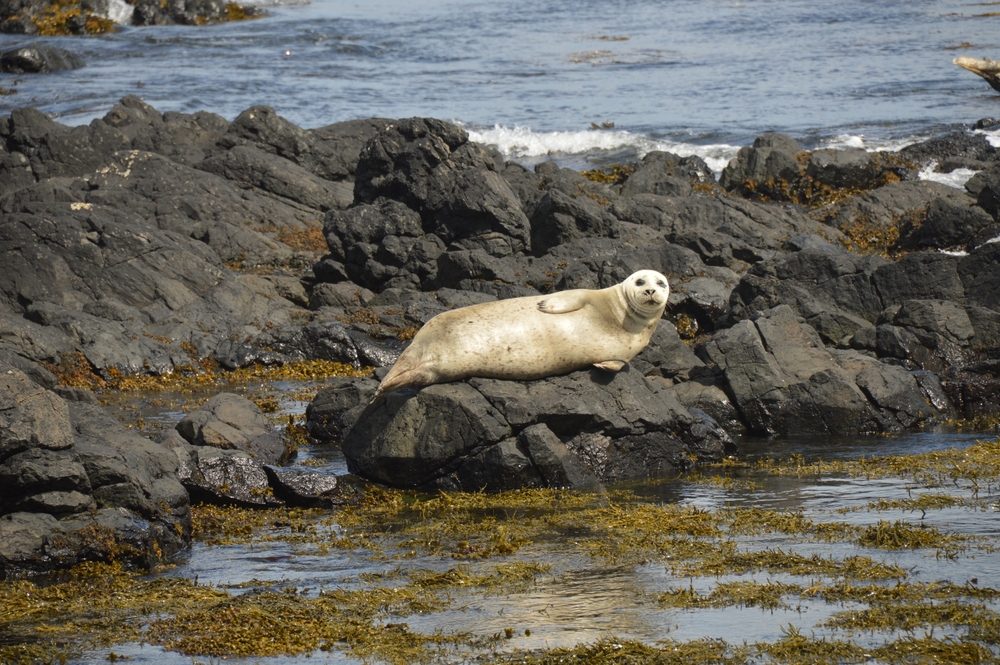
[372,270,670,401]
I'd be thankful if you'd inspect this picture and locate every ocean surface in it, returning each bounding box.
[3,0,1000,172]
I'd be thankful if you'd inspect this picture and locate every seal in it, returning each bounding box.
[372,269,670,401]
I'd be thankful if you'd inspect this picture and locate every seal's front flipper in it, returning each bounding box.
[537,291,589,314]
[593,360,626,372]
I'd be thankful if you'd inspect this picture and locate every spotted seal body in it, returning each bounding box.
[372,270,670,401]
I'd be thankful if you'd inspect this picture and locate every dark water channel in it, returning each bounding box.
[84,381,1000,664]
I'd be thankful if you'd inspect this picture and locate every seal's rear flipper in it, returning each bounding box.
[593,360,626,372]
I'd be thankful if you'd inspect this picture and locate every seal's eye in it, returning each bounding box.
[658,281,666,288]
[635,279,646,286]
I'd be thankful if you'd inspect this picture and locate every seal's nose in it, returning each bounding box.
[644,288,656,296]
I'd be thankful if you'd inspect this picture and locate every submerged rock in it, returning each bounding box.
[0,44,84,72]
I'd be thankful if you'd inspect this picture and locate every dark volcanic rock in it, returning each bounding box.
[170,443,282,507]
[968,163,1000,221]
[309,117,394,179]
[263,465,346,507]
[216,105,366,189]
[176,393,290,465]
[2,107,130,187]
[101,95,230,167]
[619,151,713,198]
[609,190,839,269]
[718,133,805,199]
[730,246,890,335]
[701,305,946,436]
[897,196,995,251]
[0,363,189,578]
[353,117,531,257]
[529,188,620,255]
[805,148,878,190]
[198,144,352,212]
[0,44,84,73]
[323,197,442,290]
[131,0,262,26]
[343,366,735,491]
[897,131,998,169]
[813,180,976,241]
[306,376,379,442]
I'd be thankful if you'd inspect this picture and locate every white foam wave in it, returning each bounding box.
[465,125,739,175]
[821,133,922,153]
[975,127,1000,148]
[918,161,977,190]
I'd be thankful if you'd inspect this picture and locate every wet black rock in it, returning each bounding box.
[805,148,879,190]
[169,443,282,507]
[813,180,976,241]
[264,465,347,507]
[897,131,998,169]
[0,43,84,72]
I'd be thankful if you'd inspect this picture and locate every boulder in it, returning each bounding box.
[198,144,352,211]
[718,133,805,200]
[131,0,261,26]
[897,131,998,170]
[870,251,964,306]
[609,190,839,268]
[529,188,620,255]
[323,197,442,290]
[897,197,995,251]
[306,377,379,442]
[805,148,879,190]
[0,363,189,578]
[176,393,290,464]
[619,151,713,199]
[813,180,976,244]
[342,366,735,491]
[700,305,945,436]
[353,117,531,257]
[211,105,384,189]
[730,246,890,335]
[940,360,1000,421]
[84,150,307,265]
[264,465,348,507]
[170,443,282,507]
[254,319,403,368]
[630,321,706,381]
[0,44,84,73]
[2,107,130,186]
[309,117,394,179]
[101,95,230,167]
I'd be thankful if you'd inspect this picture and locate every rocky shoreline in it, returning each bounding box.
[2,96,999,577]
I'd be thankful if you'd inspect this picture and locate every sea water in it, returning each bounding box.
[3,0,1000,172]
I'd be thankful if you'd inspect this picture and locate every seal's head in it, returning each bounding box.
[622,270,670,319]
